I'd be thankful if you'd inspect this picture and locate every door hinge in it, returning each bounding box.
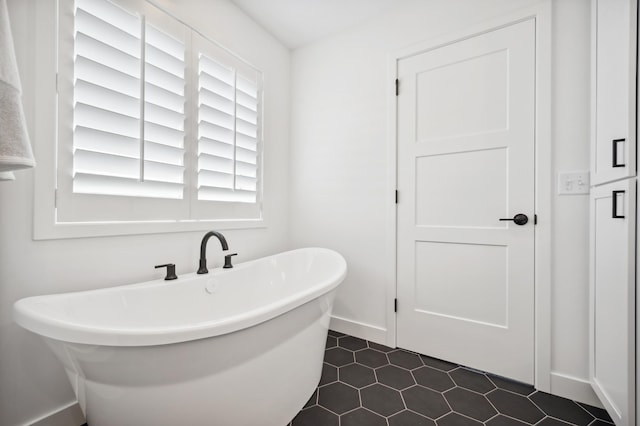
[395,190,398,204]
[395,79,399,96]
[54,189,58,208]
[394,298,398,312]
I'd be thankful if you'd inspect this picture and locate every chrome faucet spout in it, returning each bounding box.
[197,231,229,274]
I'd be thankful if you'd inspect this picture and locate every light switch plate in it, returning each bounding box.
[557,172,590,195]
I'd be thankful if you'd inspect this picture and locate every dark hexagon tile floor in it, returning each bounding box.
[288,330,615,426]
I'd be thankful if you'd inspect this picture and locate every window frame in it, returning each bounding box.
[33,0,266,240]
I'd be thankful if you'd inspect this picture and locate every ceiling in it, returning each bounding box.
[229,0,403,49]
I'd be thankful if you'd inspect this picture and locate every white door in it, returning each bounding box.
[396,19,536,383]
[589,180,636,426]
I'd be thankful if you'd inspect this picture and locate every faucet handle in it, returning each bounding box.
[223,253,237,269]
[155,263,178,280]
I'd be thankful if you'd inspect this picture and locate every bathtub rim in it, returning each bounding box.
[13,247,347,347]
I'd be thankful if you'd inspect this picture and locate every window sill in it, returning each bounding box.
[33,217,266,240]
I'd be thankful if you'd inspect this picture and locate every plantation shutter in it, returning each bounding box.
[197,52,261,204]
[72,0,185,199]
[56,0,263,226]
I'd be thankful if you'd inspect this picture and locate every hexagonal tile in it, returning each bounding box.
[319,362,337,386]
[328,329,346,338]
[338,335,368,351]
[420,355,458,372]
[402,385,450,419]
[339,363,376,388]
[486,389,545,424]
[485,415,529,426]
[444,387,497,421]
[368,341,395,353]
[588,421,615,426]
[360,383,405,417]
[412,366,455,392]
[449,368,496,394]
[324,347,354,367]
[376,365,415,390]
[577,402,613,422]
[536,418,576,426]
[529,391,594,426]
[436,412,482,426]
[340,408,386,426]
[389,410,436,426]
[302,389,317,409]
[388,350,423,370]
[326,335,337,349]
[291,405,338,426]
[488,375,535,396]
[318,382,359,414]
[355,348,388,368]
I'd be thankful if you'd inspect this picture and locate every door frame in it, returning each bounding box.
[385,1,552,391]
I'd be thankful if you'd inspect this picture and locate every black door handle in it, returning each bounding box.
[499,214,529,226]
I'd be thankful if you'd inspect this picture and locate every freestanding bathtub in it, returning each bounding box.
[13,247,347,426]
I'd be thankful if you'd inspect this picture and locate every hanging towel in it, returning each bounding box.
[0,0,35,172]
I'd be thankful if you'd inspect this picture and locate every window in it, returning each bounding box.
[72,0,186,200]
[46,0,263,236]
[197,54,260,203]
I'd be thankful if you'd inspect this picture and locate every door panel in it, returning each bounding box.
[414,241,508,327]
[397,19,536,383]
[415,148,507,228]
[415,48,509,140]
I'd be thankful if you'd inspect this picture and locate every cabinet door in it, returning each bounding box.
[592,0,637,185]
[589,179,636,426]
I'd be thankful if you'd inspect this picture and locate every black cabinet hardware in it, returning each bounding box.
[612,190,625,219]
[612,138,625,168]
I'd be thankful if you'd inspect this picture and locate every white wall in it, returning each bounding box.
[290,0,594,403]
[0,1,290,425]
[549,0,593,398]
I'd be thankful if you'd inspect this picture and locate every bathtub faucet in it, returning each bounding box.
[197,231,229,274]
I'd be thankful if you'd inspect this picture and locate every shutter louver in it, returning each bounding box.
[143,23,186,197]
[72,0,185,200]
[234,74,258,199]
[197,54,260,203]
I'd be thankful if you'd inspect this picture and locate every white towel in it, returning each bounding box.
[0,0,35,172]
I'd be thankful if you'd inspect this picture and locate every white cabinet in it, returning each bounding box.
[590,1,637,425]
[591,0,637,185]
[589,181,636,426]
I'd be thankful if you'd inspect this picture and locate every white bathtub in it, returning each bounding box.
[13,247,347,426]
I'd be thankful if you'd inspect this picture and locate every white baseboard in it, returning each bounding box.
[329,315,389,346]
[550,372,603,408]
[28,401,84,426]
